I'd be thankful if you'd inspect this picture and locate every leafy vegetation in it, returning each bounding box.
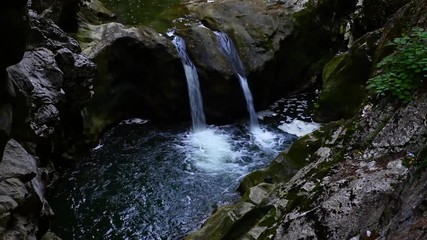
[367,27,427,102]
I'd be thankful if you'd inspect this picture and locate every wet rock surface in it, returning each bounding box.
[79,0,361,124]
[186,92,427,240]
[0,139,52,239]
[1,6,95,239]
[79,22,188,138]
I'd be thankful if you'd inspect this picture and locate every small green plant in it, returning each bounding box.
[367,27,427,102]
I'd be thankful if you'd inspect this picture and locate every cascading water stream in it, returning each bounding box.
[237,74,258,129]
[214,31,259,129]
[171,34,206,132]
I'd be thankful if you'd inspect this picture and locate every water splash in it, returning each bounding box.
[214,31,259,128]
[181,127,242,173]
[250,126,280,150]
[171,34,206,132]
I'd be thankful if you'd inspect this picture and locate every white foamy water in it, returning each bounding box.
[119,118,149,125]
[278,119,320,137]
[250,126,280,150]
[181,127,243,173]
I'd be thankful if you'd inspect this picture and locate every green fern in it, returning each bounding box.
[367,27,427,102]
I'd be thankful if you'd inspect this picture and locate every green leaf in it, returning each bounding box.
[366,27,427,103]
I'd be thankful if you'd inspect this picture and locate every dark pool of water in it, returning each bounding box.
[50,92,318,240]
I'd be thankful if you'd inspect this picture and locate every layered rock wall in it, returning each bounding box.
[0,2,95,238]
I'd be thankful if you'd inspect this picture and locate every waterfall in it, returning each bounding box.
[171,35,206,132]
[214,31,259,128]
[237,74,258,128]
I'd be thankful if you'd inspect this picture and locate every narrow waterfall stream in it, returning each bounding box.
[214,31,259,129]
[171,34,206,132]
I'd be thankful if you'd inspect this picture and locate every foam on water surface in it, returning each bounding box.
[180,127,241,173]
[278,119,320,137]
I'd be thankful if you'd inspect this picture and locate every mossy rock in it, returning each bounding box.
[185,202,255,240]
[313,30,381,122]
[185,199,275,240]
[81,23,189,141]
[238,122,342,194]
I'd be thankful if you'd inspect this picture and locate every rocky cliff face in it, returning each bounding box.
[0,1,96,238]
[78,0,366,126]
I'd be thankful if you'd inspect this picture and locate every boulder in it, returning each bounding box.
[183,0,293,112]
[79,22,189,138]
[179,0,363,120]
[0,139,52,239]
[178,26,248,122]
[27,10,80,52]
[7,10,96,157]
[0,73,15,160]
[314,30,381,122]
[0,140,37,182]
[8,48,64,141]
[30,0,81,32]
[0,179,28,205]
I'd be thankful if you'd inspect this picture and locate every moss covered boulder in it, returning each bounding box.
[185,0,360,111]
[314,30,381,122]
[80,23,189,139]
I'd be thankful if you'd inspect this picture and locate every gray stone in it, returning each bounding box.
[0,139,37,182]
[1,215,38,240]
[8,48,63,140]
[0,212,11,230]
[247,183,275,205]
[0,196,18,214]
[77,22,190,138]
[41,231,63,240]
[27,10,80,52]
[0,178,28,205]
